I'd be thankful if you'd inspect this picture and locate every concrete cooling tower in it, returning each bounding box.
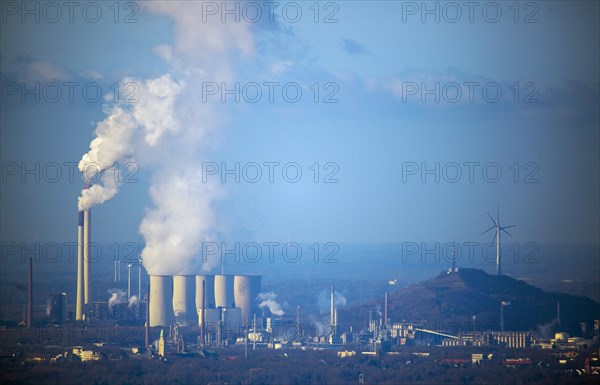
[172,275,197,325]
[234,275,262,323]
[149,275,174,327]
[214,275,235,308]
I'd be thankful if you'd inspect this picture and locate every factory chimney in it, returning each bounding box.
[83,208,92,317]
[27,257,32,328]
[145,283,149,349]
[76,211,84,321]
[200,280,206,346]
[297,306,301,341]
[330,286,335,327]
[384,291,388,328]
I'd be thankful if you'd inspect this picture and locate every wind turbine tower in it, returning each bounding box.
[482,206,516,275]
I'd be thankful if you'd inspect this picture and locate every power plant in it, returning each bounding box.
[71,205,263,331]
[146,274,262,332]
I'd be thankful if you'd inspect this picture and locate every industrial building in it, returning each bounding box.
[148,274,262,337]
[47,293,67,324]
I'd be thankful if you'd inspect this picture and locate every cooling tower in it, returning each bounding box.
[234,275,262,323]
[149,275,174,327]
[83,209,91,312]
[214,275,235,308]
[173,275,197,325]
[75,211,84,321]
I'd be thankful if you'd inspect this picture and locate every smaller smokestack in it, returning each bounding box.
[334,308,338,327]
[127,264,132,299]
[330,286,334,327]
[297,305,301,341]
[384,291,388,328]
[27,257,32,328]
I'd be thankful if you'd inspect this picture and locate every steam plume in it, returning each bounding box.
[107,289,128,310]
[76,4,257,275]
[258,291,285,316]
[317,289,347,315]
[128,295,139,309]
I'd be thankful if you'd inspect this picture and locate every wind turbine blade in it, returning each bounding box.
[487,212,497,225]
[502,225,516,229]
[481,225,495,235]
[493,232,497,243]
[501,228,513,237]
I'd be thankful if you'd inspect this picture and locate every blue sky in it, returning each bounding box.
[1,1,598,251]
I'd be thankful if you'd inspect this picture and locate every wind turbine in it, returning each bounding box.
[481,205,515,276]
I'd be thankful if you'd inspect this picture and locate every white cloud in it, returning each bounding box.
[270,60,294,77]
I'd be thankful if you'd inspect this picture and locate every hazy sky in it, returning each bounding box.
[1,1,598,251]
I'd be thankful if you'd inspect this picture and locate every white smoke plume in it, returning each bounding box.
[77,3,258,275]
[128,295,139,309]
[317,289,347,315]
[308,314,335,337]
[107,289,128,310]
[533,318,558,339]
[139,169,222,275]
[77,74,183,211]
[258,291,285,316]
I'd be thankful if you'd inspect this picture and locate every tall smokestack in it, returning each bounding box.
[200,280,206,345]
[27,257,32,328]
[138,258,142,298]
[330,286,334,327]
[384,291,388,328]
[76,211,84,321]
[145,283,149,349]
[83,208,91,317]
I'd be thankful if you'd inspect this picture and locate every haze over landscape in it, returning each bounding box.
[1,1,599,384]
